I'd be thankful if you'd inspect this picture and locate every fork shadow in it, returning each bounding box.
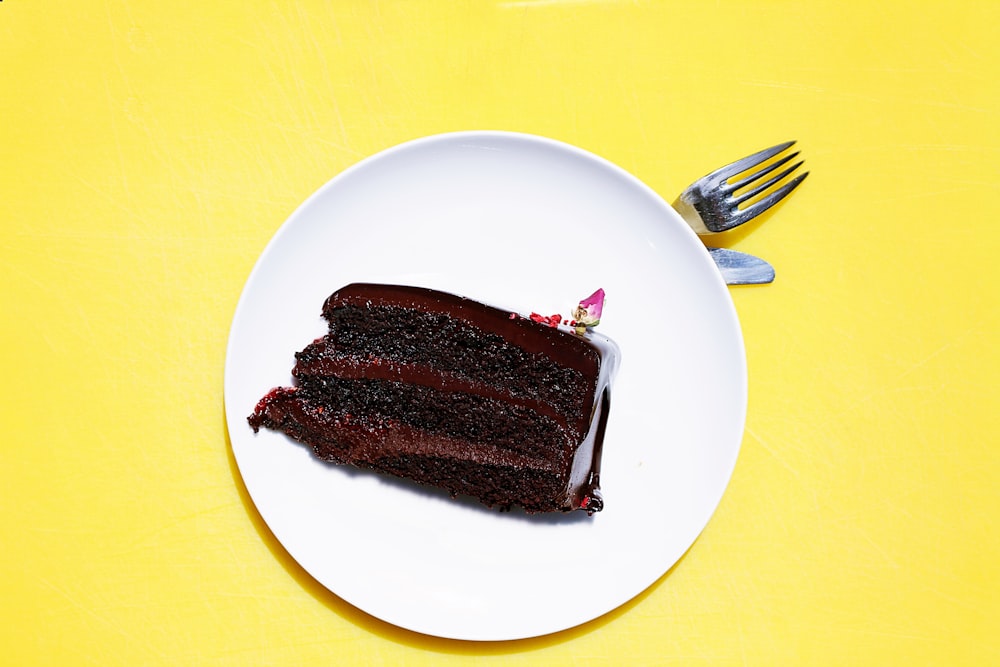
[224,414,692,654]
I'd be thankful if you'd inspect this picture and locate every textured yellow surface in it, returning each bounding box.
[2,0,998,664]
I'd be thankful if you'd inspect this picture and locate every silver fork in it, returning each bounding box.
[674,141,808,234]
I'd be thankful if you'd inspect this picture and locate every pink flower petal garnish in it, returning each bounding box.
[572,288,605,330]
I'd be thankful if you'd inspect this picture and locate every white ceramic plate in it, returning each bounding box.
[224,131,747,641]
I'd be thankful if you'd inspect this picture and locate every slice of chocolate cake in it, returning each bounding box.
[248,283,620,513]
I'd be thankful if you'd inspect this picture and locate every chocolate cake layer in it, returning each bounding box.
[293,338,573,432]
[291,376,571,462]
[249,387,561,472]
[248,283,620,513]
[318,302,595,422]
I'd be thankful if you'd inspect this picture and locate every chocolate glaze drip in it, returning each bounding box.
[249,283,621,513]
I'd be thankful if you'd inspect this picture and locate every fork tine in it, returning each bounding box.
[735,171,810,221]
[728,151,799,192]
[733,159,804,205]
[711,141,796,180]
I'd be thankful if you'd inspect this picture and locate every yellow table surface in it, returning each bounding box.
[3,1,998,664]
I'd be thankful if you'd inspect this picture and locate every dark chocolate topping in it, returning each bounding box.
[324,283,601,376]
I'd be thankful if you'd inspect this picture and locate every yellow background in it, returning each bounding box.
[2,1,998,664]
